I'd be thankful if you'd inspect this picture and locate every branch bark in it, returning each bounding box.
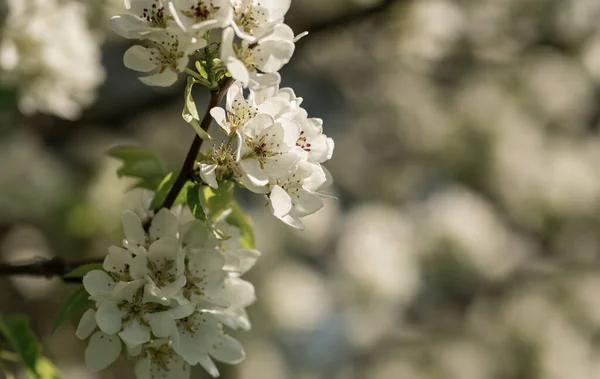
[0,257,103,283]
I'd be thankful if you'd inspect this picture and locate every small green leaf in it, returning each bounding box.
[149,171,179,211]
[27,357,63,379]
[187,184,207,222]
[202,181,234,219]
[52,287,91,333]
[174,180,195,207]
[63,263,103,279]
[0,315,40,373]
[108,147,166,190]
[226,201,255,249]
[195,61,208,79]
[183,77,212,141]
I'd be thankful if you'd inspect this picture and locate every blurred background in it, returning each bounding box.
[2,0,600,378]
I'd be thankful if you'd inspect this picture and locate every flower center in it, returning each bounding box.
[146,344,176,372]
[118,287,170,327]
[233,3,263,34]
[182,1,218,22]
[296,131,312,151]
[140,2,170,28]
[147,258,177,287]
[148,35,185,72]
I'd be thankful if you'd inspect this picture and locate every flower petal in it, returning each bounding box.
[76,309,97,340]
[134,356,151,379]
[85,331,121,371]
[150,208,179,240]
[210,335,245,364]
[119,319,151,347]
[198,355,219,378]
[83,270,115,295]
[95,301,125,335]
[122,211,146,245]
[124,45,157,72]
[269,185,292,218]
[139,70,179,87]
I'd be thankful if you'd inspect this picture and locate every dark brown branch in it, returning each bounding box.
[0,257,103,283]
[159,77,233,210]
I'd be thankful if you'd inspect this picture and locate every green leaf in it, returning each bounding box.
[187,184,207,222]
[0,315,40,373]
[183,77,212,141]
[52,287,91,333]
[149,171,179,211]
[63,263,103,279]
[174,180,195,207]
[27,357,63,379]
[108,147,166,190]
[226,201,255,249]
[202,181,234,219]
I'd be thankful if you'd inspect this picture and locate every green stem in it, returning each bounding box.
[158,77,234,210]
[184,67,204,81]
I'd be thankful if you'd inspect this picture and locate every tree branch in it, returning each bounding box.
[159,77,234,210]
[0,257,103,283]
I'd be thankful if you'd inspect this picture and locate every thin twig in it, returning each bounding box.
[159,77,233,210]
[0,257,103,283]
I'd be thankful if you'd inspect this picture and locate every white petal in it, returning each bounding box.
[134,356,151,379]
[293,189,324,217]
[223,249,261,274]
[122,211,146,245]
[226,57,250,87]
[224,277,256,308]
[262,152,300,178]
[240,159,269,185]
[187,249,225,275]
[269,185,292,218]
[279,213,305,230]
[130,253,150,280]
[198,355,219,378]
[210,335,245,364]
[261,0,291,21]
[83,271,115,295]
[254,40,295,73]
[95,301,125,335]
[139,70,179,87]
[242,113,274,139]
[146,312,176,338]
[85,331,121,371]
[199,163,219,189]
[210,107,229,134]
[123,45,157,72]
[76,309,97,340]
[119,319,151,347]
[150,208,179,240]
[104,246,133,274]
[109,15,151,39]
[276,118,301,147]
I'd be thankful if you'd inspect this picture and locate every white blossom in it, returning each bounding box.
[110,0,175,39]
[124,31,206,86]
[228,0,292,42]
[237,113,304,188]
[0,0,105,119]
[168,0,232,34]
[268,161,330,229]
[221,26,296,87]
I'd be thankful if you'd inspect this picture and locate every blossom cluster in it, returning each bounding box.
[113,0,302,88]
[202,78,334,229]
[0,0,105,119]
[77,206,260,378]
